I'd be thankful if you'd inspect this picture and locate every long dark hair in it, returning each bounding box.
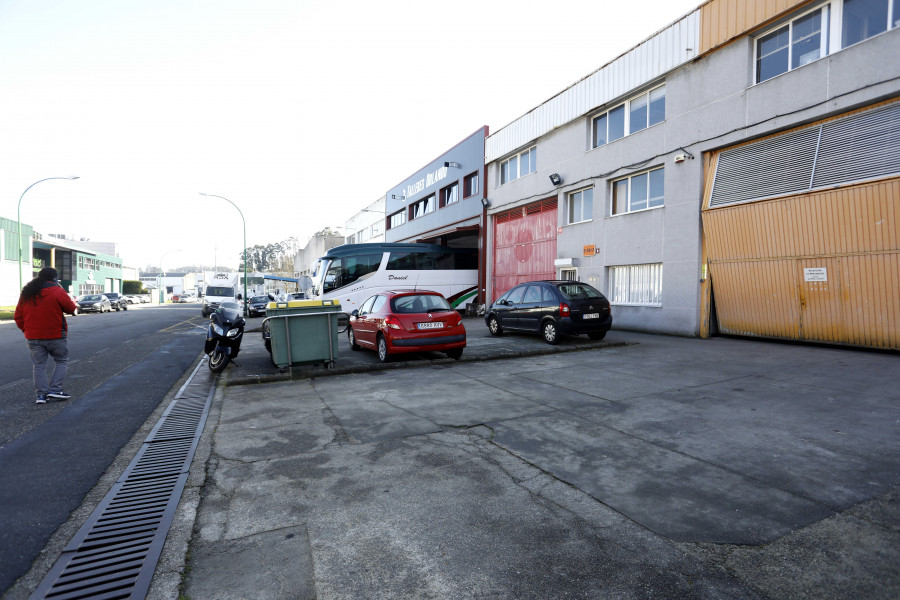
[20,267,60,304]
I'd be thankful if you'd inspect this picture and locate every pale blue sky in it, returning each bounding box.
[1,0,699,270]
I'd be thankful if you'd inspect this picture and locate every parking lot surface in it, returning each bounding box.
[143,319,900,600]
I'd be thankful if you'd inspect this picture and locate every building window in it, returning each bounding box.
[756,6,828,83]
[566,188,593,224]
[593,85,665,147]
[611,168,664,215]
[388,210,406,230]
[440,182,459,208]
[560,269,577,281]
[843,0,896,46]
[608,263,663,306]
[463,171,479,197]
[409,194,435,220]
[500,146,536,185]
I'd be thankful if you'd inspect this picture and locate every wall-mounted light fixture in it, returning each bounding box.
[480,197,491,208]
[549,173,563,186]
[444,161,460,168]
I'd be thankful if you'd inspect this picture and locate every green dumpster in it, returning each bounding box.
[263,299,344,368]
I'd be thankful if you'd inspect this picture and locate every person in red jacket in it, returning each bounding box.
[14,267,79,404]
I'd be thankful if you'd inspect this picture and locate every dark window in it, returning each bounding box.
[440,183,459,208]
[463,171,479,197]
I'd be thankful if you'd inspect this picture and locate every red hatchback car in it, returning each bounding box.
[348,290,466,363]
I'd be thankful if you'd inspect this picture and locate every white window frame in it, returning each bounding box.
[410,194,435,220]
[566,187,593,225]
[591,84,665,148]
[388,210,406,229]
[754,0,899,85]
[560,268,578,281]
[499,146,537,185]
[608,263,663,306]
[754,3,831,83]
[610,167,665,216]
[440,182,459,208]
[463,171,479,198]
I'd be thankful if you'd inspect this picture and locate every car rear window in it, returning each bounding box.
[391,294,453,314]
[556,283,605,300]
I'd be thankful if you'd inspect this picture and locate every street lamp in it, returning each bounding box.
[17,176,80,291]
[199,193,247,315]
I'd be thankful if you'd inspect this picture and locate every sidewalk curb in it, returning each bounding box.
[225,340,633,387]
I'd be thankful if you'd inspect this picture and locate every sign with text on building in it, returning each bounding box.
[583,245,597,257]
[804,267,827,282]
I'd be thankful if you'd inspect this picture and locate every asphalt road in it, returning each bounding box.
[0,303,209,594]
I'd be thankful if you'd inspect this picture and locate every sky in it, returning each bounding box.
[0,0,700,271]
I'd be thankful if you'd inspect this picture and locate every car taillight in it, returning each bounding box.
[560,303,570,316]
[384,315,403,329]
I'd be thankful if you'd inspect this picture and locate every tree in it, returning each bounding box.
[123,280,146,294]
[238,237,301,276]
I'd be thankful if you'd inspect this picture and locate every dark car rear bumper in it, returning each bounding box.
[557,313,613,335]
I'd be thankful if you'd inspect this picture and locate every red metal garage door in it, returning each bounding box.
[492,199,558,302]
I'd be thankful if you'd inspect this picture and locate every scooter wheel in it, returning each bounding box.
[208,350,230,373]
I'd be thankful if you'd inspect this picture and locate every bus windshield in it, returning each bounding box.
[314,252,383,294]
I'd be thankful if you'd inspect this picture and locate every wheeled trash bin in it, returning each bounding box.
[262,299,344,368]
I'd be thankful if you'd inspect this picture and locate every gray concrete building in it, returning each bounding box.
[482,0,900,349]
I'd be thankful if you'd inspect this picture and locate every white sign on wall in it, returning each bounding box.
[803,267,827,282]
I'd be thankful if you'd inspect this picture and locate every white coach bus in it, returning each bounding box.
[309,243,479,314]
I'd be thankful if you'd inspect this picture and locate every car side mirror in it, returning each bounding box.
[350,309,359,318]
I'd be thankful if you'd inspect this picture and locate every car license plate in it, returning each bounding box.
[583,313,599,319]
[417,322,443,329]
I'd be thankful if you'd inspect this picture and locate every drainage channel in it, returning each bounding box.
[29,359,218,600]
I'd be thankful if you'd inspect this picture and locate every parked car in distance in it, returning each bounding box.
[122,295,137,304]
[77,294,112,313]
[177,293,198,303]
[102,292,129,311]
[348,290,466,363]
[247,296,270,317]
[485,280,612,345]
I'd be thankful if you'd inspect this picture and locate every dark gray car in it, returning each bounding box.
[77,294,112,313]
[102,292,129,311]
[485,280,612,344]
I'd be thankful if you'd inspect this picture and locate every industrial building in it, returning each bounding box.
[479,0,899,349]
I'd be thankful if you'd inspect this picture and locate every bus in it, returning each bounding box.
[309,243,479,314]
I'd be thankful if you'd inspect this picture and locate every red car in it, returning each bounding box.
[348,290,466,363]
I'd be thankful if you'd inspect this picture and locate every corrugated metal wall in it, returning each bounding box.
[699,0,812,53]
[485,11,700,162]
[492,200,558,301]
[703,177,900,349]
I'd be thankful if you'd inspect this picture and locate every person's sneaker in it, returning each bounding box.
[47,390,71,400]
[35,395,47,404]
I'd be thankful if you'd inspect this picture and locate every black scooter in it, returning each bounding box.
[205,301,245,373]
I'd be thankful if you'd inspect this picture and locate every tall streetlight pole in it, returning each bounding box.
[17,176,80,291]
[199,193,247,315]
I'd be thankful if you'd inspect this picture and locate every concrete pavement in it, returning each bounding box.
[153,319,899,599]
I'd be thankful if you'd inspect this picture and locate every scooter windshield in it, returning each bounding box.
[217,301,242,321]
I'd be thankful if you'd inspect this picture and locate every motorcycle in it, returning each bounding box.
[204,301,245,373]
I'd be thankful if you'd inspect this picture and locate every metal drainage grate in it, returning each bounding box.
[30,360,217,600]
